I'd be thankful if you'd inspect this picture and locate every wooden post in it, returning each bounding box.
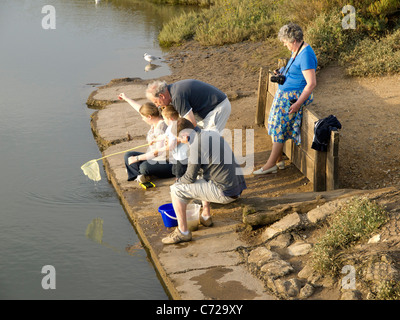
[326,131,340,190]
[314,150,327,191]
[256,67,268,125]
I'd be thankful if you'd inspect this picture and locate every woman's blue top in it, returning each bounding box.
[279,45,318,92]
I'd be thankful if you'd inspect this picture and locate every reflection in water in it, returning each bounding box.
[145,63,161,72]
[125,242,143,256]
[85,218,121,253]
[85,218,142,256]
[86,218,104,244]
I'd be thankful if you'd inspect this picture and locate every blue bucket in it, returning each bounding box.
[158,203,178,228]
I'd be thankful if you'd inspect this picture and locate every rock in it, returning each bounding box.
[260,259,294,279]
[242,205,258,216]
[287,241,312,256]
[298,263,322,285]
[244,197,326,227]
[243,209,287,227]
[247,247,280,267]
[274,278,302,298]
[266,233,293,249]
[306,199,346,224]
[340,290,362,300]
[367,234,381,244]
[261,212,302,242]
[299,283,315,299]
[226,90,254,101]
[364,256,399,283]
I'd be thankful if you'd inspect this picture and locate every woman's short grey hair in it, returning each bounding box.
[146,80,168,100]
[278,23,304,43]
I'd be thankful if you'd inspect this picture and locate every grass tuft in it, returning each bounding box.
[311,197,389,277]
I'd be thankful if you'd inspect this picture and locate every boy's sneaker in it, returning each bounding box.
[200,215,213,227]
[136,175,150,184]
[162,228,192,244]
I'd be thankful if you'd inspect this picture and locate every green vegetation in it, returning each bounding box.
[156,0,400,76]
[375,280,400,300]
[311,197,389,277]
[193,0,283,45]
[159,0,285,47]
[148,0,213,6]
[340,28,400,76]
[304,10,358,69]
[159,11,204,45]
[304,0,400,73]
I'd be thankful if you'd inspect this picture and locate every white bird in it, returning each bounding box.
[144,53,162,64]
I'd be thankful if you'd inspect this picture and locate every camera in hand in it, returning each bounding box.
[270,74,286,85]
[270,69,286,85]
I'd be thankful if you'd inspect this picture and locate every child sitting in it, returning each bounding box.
[160,106,189,179]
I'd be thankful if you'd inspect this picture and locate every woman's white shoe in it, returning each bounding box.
[253,165,278,175]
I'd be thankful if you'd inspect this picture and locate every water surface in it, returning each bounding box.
[0,0,186,299]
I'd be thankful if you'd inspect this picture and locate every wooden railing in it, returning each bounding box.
[256,67,339,192]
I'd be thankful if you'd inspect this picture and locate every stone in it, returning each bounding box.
[367,234,381,244]
[287,241,312,256]
[364,260,399,282]
[261,212,302,242]
[299,283,315,299]
[267,233,293,249]
[248,247,280,267]
[261,259,294,279]
[274,278,302,298]
[298,263,322,285]
[306,200,346,224]
[340,290,362,300]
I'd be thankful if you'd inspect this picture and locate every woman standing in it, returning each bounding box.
[253,23,317,175]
